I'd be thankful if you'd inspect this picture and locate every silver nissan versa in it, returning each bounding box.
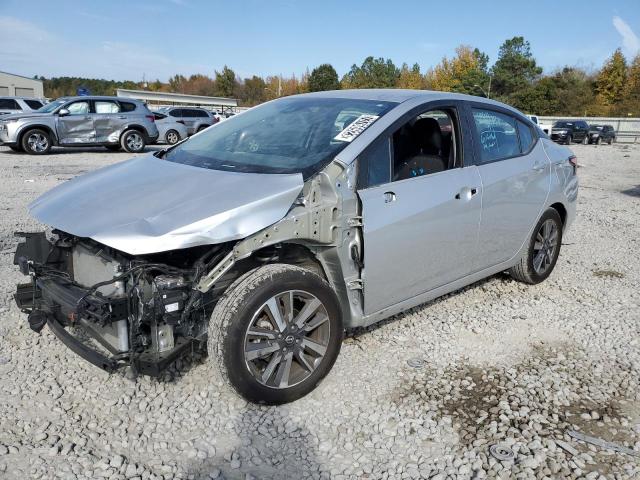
[14,90,578,404]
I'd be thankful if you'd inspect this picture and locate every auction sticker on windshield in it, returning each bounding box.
[334,114,380,142]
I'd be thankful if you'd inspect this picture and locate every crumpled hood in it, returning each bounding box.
[29,154,304,255]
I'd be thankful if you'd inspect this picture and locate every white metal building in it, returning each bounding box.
[0,71,44,98]
[116,88,238,112]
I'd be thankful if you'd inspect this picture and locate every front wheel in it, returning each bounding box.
[565,135,572,145]
[21,128,52,155]
[594,136,601,145]
[582,135,589,145]
[509,208,563,285]
[208,264,343,404]
[120,130,146,153]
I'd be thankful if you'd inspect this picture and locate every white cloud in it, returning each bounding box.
[0,16,209,82]
[613,16,640,56]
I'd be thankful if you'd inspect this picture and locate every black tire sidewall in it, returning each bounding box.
[221,267,343,404]
[21,129,51,155]
[566,135,572,145]
[525,209,563,284]
[121,130,146,153]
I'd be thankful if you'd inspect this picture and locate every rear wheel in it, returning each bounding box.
[21,128,51,155]
[120,130,146,153]
[165,129,180,145]
[208,264,343,404]
[608,137,614,145]
[509,208,563,285]
[197,125,208,133]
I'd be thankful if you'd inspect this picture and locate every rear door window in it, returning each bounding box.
[169,109,183,118]
[95,101,120,114]
[24,99,43,109]
[471,108,519,163]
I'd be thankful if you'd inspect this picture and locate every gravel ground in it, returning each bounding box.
[0,142,639,480]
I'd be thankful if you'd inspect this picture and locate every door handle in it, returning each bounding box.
[383,191,396,203]
[455,187,478,200]
[118,115,127,119]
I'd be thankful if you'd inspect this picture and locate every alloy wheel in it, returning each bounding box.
[166,131,179,144]
[533,219,558,275]
[27,133,49,153]
[126,132,143,151]
[243,290,331,389]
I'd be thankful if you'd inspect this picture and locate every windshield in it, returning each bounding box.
[164,96,396,178]
[37,99,67,113]
[553,121,573,128]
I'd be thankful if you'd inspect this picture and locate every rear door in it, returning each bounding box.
[182,109,198,134]
[57,100,95,144]
[468,105,550,271]
[93,100,122,142]
[357,102,482,315]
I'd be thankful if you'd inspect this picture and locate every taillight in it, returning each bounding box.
[145,115,155,123]
[568,155,577,173]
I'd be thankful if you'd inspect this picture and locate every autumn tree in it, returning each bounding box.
[397,63,423,89]
[595,49,627,109]
[341,57,399,88]
[424,46,489,94]
[308,64,340,92]
[620,54,640,115]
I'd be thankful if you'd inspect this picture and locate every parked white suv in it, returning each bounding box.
[0,96,46,116]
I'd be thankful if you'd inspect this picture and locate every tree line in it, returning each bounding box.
[39,36,640,116]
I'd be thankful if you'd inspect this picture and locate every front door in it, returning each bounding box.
[357,105,482,315]
[469,107,550,271]
[57,100,95,144]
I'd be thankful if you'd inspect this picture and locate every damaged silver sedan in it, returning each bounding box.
[14,90,578,404]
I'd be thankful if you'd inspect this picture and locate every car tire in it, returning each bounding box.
[207,264,343,405]
[565,135,572,145]
[20,128,52,155]
[197,125,208,133]
[120,130,146,153]
[608,137,614,145]
[595,137,601,145]
[104,145,122,151]
[165,129,180,145]
[582,135,588,145]
[509,208,563,285]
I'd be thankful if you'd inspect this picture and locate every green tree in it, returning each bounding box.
[214,66,238,98]
[341,57,399,89]
[240,75,267,106]
[491,37,542,101]
[308,64,340,92]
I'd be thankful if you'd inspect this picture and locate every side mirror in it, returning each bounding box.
[58,108,70,117]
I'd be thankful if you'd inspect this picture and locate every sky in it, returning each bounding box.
[1,0,639,82]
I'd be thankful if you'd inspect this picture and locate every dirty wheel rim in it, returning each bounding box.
[166,131,179,144]
[533,219,558,275]
[126,132,143,151]
[244,290,330,389]
[27,133,48,152]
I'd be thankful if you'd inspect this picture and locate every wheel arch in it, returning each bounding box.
[120,124,149,139]
[17,124,58,146]
[549,202,567,227]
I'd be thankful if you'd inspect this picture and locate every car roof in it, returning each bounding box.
[298,89,527,116]
[56,96,144,103]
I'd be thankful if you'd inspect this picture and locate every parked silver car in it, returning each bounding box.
[0,96,159,154]
[153,112,189,145]
[13,90,578,404]
[158,106,218,135]
[0,96,46,116]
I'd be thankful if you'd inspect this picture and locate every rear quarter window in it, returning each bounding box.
[517,120,535,153]
[119,102,137,112]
